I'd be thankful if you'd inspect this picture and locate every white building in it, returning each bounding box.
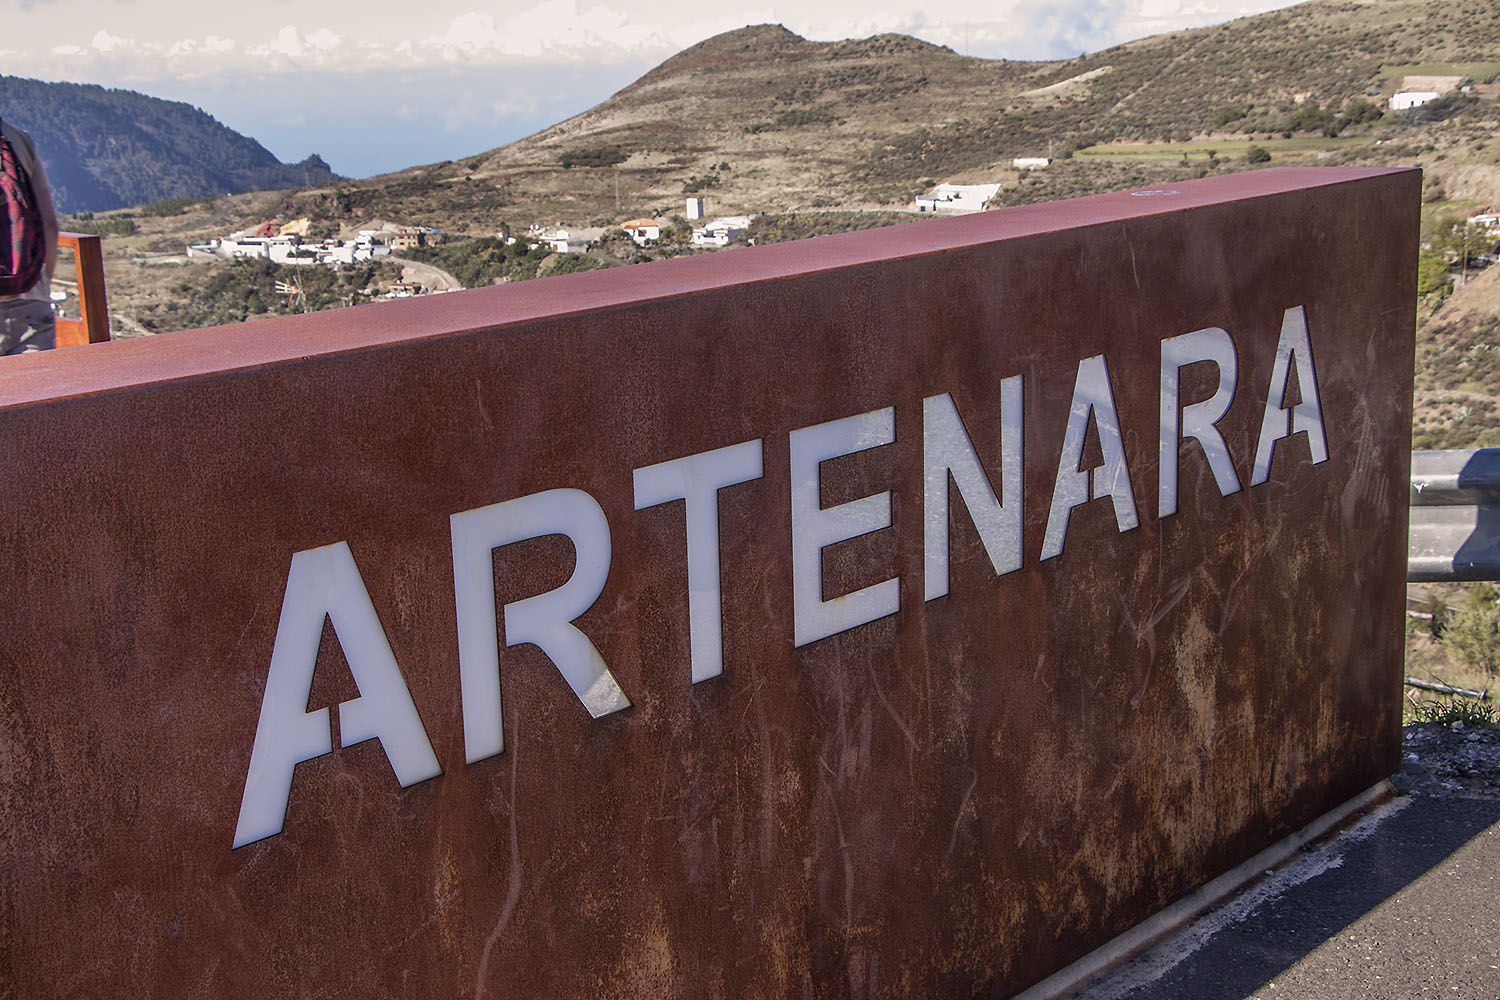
[533,226,607,254]
[1012,157,1051,170]
[186,230,391,269]
[1468,213,1500,235]
[685,197,707,220]
[691,216,750,247]
[913,183,1002,215]
[1390,91,1441,110]
[621,218,663,246]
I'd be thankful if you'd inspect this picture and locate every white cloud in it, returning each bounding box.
[5,0,1301,85]
[420,2,676,62]
[90,28,128,52]
[251,24,344,61]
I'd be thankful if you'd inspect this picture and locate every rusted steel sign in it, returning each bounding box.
[1,167,1416,997]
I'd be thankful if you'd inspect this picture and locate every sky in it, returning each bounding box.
[2,0,1303,178]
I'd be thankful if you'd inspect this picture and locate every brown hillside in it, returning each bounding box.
[309,0,1500,228]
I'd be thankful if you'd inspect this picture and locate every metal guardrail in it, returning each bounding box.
[1408,448,1500,581]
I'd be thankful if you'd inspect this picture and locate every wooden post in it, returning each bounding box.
[54,232,111,347]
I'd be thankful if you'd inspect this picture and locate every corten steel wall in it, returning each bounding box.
[1,167,1415,997]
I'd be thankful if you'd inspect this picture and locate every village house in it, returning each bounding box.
[530,225,608,254]
[391,228,427,250]
[1468,213,1500,236]
[913,183,1002,215]
[1390,91,1442,110]
[690,216,751,247]
[187,226,394,269]
[621,218,663,246]
[1390,75,1465,110]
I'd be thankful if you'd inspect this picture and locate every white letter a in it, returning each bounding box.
[233,541,442,849]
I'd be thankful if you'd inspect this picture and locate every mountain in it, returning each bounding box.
[319,0,1496,230]
[0,75,340,213]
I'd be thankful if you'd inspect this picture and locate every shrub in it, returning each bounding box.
[1444,599,1500,675]
[1212,105,1249,128]
[682,173,722,194]
[1417,249,1452,300]
[1246,145,1272,164]
[1410,697,1497,727]
[1342,97,1382,126]
[62,216,136,237]
[139,197,204,217]
[774,108,837,127]
[559,147,628,169]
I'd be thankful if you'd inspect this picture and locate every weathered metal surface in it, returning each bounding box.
[0,167,1416,997]
[1409,449,1500,581]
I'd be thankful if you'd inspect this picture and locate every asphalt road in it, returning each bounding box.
[1075,727,1500,1000]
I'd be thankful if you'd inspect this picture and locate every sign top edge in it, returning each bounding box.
[0,166,1417,408]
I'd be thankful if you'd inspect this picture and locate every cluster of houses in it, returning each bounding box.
[526,199,754,254]
[187,219,435,268]
[187,171,1058,290]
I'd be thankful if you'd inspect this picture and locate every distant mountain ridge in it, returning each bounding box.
[0,75,340,213]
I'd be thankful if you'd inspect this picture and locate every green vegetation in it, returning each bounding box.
[1433,216,1497,270]
[139,196,209,217]
[1444,598,1500,676]
[1212,105,1250,128]
[1406,586,1500,725]
[404,237,606,288]
[682,160,732,194]
[1416,248,1452,301]
[60,214,137,237]
[558,147,628,169]
[774,108,839,127]
[1076,136,1367,161]
[682,173,722,193]
[1409,696,1497,727]
[132,259,394,331]
[1376,62,1500,85]
[748,211,918,243]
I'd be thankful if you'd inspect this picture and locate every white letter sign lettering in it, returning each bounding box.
[233,541,441,849]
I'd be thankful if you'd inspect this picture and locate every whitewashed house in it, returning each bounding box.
[691,216,750,247]
[1390,91,1441,110]
[913,183,1002,215]
[1012,157,1051,170]
[1468,213,1500,236]
[621,218,663,246]
[534,226,607,253]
